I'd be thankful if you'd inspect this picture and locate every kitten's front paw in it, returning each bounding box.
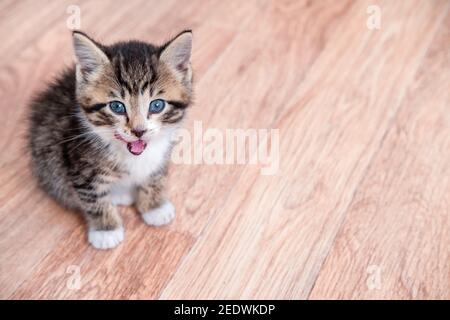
[88,227,124,250]
[141,200,175,226]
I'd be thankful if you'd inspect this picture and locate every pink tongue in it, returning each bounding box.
[127,140,147,155]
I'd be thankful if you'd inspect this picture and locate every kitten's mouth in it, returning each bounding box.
[127,140,147,155]
[114,133,147,156]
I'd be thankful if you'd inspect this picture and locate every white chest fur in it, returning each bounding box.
[107,129,173,205]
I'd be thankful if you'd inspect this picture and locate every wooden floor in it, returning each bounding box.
[0,0,449,299]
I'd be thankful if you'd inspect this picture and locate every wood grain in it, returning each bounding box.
[0,0,449,299]
[309,13,450,299]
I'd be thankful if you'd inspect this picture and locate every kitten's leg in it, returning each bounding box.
[82,201,124,250]
[108,184,136,206]
[136,174,175,226]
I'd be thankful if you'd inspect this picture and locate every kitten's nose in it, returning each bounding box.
[131,128,147,138]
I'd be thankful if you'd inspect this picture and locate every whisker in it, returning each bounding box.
[56,128,113,145]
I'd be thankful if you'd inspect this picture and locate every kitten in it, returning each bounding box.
[28,30,193,249]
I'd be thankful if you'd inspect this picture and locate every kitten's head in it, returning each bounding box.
[72,30,193,156]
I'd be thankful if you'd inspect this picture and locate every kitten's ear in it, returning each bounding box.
[72,31,109,76]
[159,30,192,75]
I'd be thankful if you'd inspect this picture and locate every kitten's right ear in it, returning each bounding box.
[159,30,192,76]
[72,31,109,76]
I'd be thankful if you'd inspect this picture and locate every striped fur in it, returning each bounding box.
[28,31,193,249]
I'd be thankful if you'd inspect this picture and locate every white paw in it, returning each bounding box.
[88,227,124,250]
[142,200,175,226]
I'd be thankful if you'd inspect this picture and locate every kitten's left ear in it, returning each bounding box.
[159,30,192,76]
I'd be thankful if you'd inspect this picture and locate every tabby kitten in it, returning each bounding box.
[28,30,193,249]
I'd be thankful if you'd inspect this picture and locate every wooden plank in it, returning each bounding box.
[309,12,450,300]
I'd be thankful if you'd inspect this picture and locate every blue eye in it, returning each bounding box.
[149,99,166,113]
[109,101,126,114]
